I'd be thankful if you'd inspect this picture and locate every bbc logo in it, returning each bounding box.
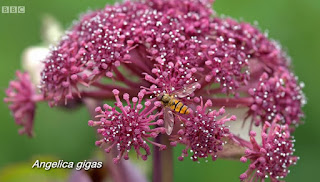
[2,6,25,13]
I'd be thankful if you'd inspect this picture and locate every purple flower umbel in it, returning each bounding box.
[4,0,305,181]
[89,89,166,163]
[171,99,237,161]
[239,116,298,181]
[4,71,43,136]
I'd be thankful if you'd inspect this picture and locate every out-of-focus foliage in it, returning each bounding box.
[0,0,319,181]
[0,156,68,182]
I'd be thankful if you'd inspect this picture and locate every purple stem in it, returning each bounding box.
[80,91,115,100]
[153,134,173,182]
[161,134,173,182]
[204,97,253,107]
[127,47,153,75]
[153,135,161,182]
[80,89,137,100]
[113,67,148,88]
[91,82,140,94]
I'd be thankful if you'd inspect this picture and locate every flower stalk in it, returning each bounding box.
[154,134,174,182]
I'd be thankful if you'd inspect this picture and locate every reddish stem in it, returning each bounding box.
[153,134,173,182]
[80,91,115,100]
[91,82,139,94]
[153,135,161,182]
[80,89,138,100]
[206,97,253,107]
[113,67,149,88]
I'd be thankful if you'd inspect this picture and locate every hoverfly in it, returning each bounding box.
[157,82,200,135]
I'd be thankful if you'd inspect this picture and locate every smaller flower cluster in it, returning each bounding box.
[4,71,42,137]
[41,9,134,105]
[76,7,135,80]
[89,89,166,163]
[248,68,305,127]
[41,33,90,105]
[239,116,298,181]
[209,18,289,68]
[203,18,252,95]
[171,98,236,161]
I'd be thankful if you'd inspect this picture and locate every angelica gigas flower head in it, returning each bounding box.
[37,0,304,163]
[4,0,306,180]
[239,115,298,181]
[89,89,166,164]
[4,71,42,137]
[171,98,237,161]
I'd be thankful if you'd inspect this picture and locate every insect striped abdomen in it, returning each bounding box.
[180,105,189,114]
[174,101,184,113]
[168,99,178,110]
[168,99,188,114]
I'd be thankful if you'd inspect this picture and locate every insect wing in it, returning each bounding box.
[163,107,174,135]
[175,82,200,98]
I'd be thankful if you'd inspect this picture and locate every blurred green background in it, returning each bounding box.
[0,0,319,181]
